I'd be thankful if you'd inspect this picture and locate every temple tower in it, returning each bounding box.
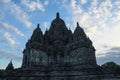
[22,13,97,68]
[4,12,116,80]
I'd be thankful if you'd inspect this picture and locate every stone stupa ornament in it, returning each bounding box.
[56,12,60,18]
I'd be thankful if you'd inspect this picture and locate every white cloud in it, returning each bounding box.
[70,0,83,15]
[1,0,32,28]
[11,3,32,28]
[43,21,49,29]
[96,46,120,65]
[71,0,76,9]
[90,0,98,9]
[112,10,120,23]
[44,0,49,5]
[2,0,11,3]
[4,32,15,44]
[81,0,87,4]
[0,48,22,61]
[61,0,120,64]
[2,22,24,36]
[22,0,45,12]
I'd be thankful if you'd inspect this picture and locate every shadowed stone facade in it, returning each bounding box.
[22,13,96,68]
[3,13,119,80]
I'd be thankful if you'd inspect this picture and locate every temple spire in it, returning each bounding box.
[37,23,40,28]
[56,12,60,18]
[77,22,79,27]
[5,60,14,71]
[74,22,87,39]
[10,59,12,64]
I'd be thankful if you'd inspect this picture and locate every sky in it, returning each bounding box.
[0,0,120,69]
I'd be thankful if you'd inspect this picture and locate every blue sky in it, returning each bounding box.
[0,0,120,69]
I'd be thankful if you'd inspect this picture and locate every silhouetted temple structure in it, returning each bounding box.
[3,13,118,80]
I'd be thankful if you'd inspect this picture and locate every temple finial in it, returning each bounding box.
[77,22,79,27]
[37,23,40,28]
[10,59,12,63]
[56,12,60,18]
[5,59,14,71]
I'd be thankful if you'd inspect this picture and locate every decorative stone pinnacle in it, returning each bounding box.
[10,59,12,63]
[37,23,40,28]
[56,12,60,18]
[77,22,79,27]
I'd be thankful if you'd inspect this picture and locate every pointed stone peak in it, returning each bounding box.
[77,22,80,27]
[74,22,82,33]
[68,27,72,33]
[74,22,87,38]
[37,23,40,28]
[34,23,42,32]
[6,60,14,70]
[10,59,12,64]
[76,22,83,31]
[56,12,60,18]
[30,23,44,43]
[50,12,67,32]
[44,28,49,35]
[46,28,48,31]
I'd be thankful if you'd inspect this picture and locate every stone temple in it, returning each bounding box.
[3,13,117,80]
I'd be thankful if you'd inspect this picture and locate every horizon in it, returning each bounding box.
[0,0,120,69]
